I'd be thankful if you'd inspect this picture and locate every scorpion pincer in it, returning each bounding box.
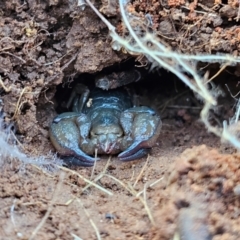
[49,83,162,166]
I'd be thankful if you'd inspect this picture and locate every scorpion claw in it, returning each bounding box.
[73,149,100,163]
[49,118,99,166]
[119,148,150,161]
[119,108,162,161]
[118,140,143,158]
[62,156,97,167]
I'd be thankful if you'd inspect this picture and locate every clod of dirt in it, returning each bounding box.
[219,5,238,18]
[100,0,118,17]
[150,145,240,240]
[67,7,126,73]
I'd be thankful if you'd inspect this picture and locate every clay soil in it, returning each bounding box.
[1,0,240,240]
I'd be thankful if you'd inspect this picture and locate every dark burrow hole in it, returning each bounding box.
[34,59,240,164]
[40,59,240,130]
[53,58,196,118]
[42,59,201,164]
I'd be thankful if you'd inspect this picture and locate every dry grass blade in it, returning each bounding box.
[143,183,148,202]
[133,155,149,188]
[0,76,11,92]
[205,63,229,84]
[173,232,180,240]
[0,51,26,63]
[31,164,56,178]
[159,90,189,113]
[10,199,17,228]
[90,149,98,180]
[10,130,25,150]
[48,52,78,82]
[29,172,65,240]
[59,166,113,196]
[76,198,101,240]
[136,177,164,197]
[11,86,31,120]
[104,174,155,226]
[81,156,111,193]
[71,233,83,240]
[127,183,155,226]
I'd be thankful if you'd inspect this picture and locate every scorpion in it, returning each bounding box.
[49,70,162,166]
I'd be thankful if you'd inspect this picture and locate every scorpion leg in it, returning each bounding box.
[66,83,90,112]
[118,106,162,161]
[53,112,82,123]
[49,114,99,166]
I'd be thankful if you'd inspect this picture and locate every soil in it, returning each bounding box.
[1,0,240,240]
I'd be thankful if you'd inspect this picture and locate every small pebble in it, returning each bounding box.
[105,213,115,220]
[233,184,240,196]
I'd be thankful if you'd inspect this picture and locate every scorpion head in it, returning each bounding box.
[90,114,123,154]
